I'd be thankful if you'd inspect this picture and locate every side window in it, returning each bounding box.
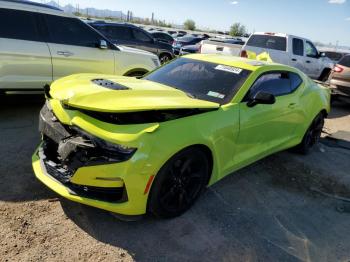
[246,72,292,99]
[289,72,303,92]
[132,29,152,42]
[339,55,350,67]
[305,41,318,58]
[292,38,304,56]
[107,26,133,40]
[45,15,101,47]
[0,8,39,41]
[91,25,108,36]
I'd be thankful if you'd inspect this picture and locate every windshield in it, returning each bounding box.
[144,58,251,104]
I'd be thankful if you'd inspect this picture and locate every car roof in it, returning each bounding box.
[0,0,74,17]
[89,21,138,28]
[184,54,293,72]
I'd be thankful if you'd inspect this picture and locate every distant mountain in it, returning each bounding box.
[45,1,127,19]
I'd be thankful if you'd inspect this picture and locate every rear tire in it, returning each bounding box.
[294,113,325,154]
[159,53,172,64]
[148,147,210,218]
[318,69,331,82]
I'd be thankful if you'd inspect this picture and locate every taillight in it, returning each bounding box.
[240,50,248,58]
[334,65,344,73]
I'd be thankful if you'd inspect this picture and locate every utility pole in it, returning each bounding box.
[151,12,154,24]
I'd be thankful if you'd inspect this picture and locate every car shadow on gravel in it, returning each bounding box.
[0,94,56,202]
[61,146,350,262]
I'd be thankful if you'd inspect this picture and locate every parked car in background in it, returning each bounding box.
[173,36,206,55]
[199,38,244,56]
[179,44,201,55]
[328,54,350,101]
[167,30,177,35]
[319,49,349,63]
[33,54,330,218]
[172,32,187,38]
[89,22,174,64]
[241,32,334,81]
[224,38,245,45]
[0,1,159,92]
[150,32,174,45]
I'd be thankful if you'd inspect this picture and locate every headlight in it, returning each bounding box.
[71,127,137,164]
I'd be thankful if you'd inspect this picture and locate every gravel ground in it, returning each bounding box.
[1,94,350,262]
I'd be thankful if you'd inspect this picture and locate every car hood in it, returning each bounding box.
[49,74,220,113]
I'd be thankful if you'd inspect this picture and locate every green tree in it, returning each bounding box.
[230,23,247,37]
[184,19,196,31]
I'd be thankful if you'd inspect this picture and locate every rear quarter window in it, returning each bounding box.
[247,35,287,51]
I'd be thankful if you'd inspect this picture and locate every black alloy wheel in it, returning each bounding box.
[159,53,172,64]
[295,113,325,154]
[148,148,210,218]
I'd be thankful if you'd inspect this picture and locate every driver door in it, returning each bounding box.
[234,71,301,166]
[43,14,115,79]
[304,41,323,79]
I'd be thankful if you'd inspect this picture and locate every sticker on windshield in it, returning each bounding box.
[207,91,225,99]
[215,65,242,74]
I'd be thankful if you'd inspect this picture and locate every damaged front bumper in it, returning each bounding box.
[32,102,153,215]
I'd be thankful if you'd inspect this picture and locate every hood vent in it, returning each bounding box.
[91,79,130,90]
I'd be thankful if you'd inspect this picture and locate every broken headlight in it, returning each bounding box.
[66,127,137,165]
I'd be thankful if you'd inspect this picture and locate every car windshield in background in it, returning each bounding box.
[144,58,251,104]
[179,36,198,42]
[247,35,287,51]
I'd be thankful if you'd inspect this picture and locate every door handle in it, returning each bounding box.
[288,103,297,109]
[306,60,311,63]
[57,51,74,57]
[291,58,297,61]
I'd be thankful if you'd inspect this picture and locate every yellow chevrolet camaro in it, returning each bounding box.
[32,54,330,218]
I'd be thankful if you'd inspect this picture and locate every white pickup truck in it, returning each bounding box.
[200,32,334,81]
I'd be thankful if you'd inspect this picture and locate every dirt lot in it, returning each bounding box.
[1,94,350,262]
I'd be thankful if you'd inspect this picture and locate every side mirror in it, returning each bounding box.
[99,40,108,49]
[319,52,326,58]
[247,91,276,107]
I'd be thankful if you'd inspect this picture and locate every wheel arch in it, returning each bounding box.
[159,51,173,59]
[123,68,149,77]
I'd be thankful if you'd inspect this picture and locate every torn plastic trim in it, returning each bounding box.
[39,102,137,173]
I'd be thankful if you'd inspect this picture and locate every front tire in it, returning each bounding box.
[148,147,210,218]
[294,113,325,154]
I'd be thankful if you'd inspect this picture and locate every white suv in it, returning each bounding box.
[241,32,334,81]
[0,0,160,91]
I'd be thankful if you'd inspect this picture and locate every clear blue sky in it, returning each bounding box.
[38,0,350,46]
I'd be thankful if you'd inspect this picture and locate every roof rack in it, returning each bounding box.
[1,0,63,11]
